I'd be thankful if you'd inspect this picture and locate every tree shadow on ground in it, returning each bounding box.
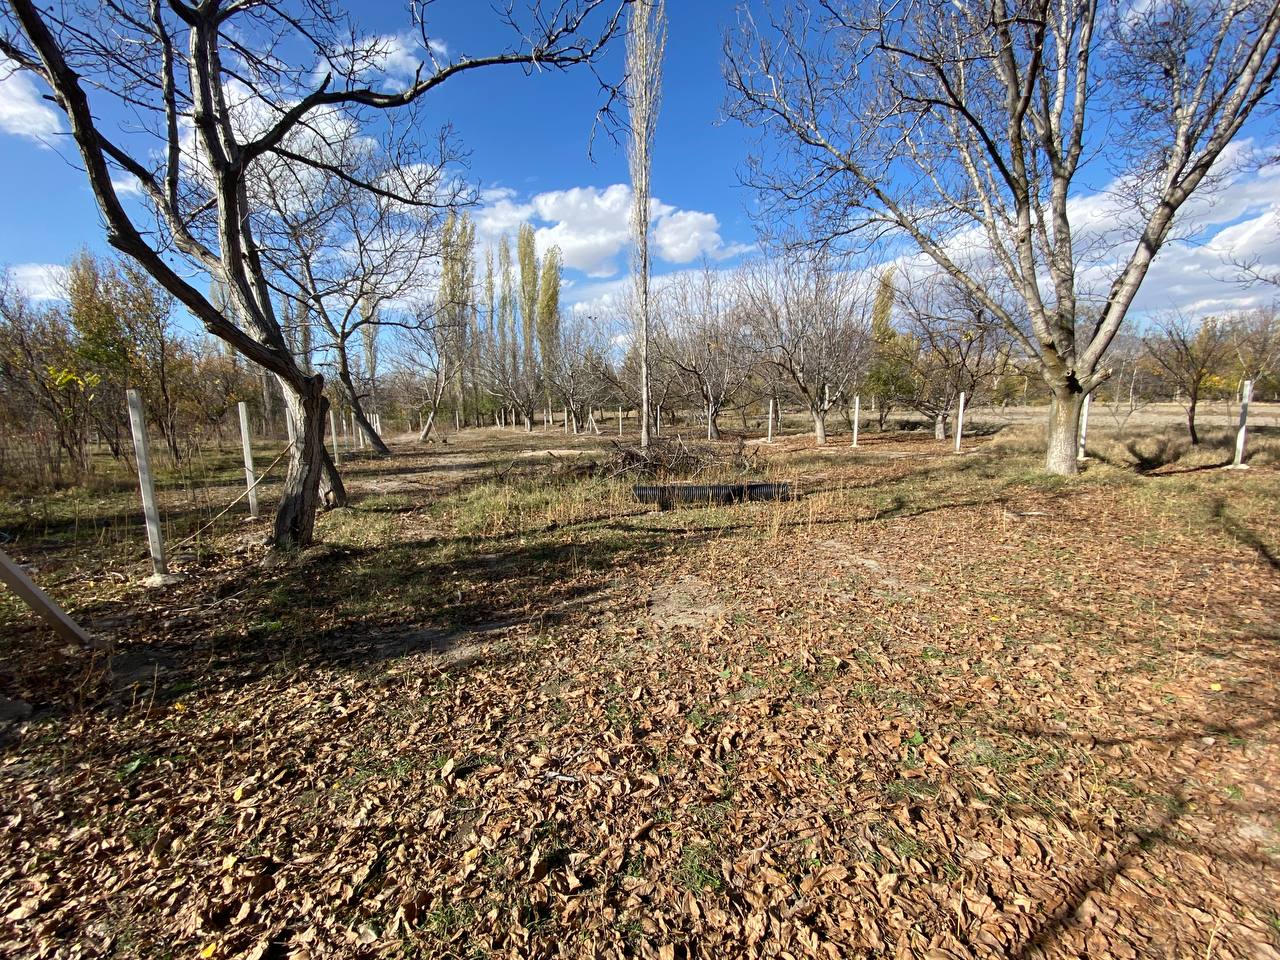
[1211,496,1280,570]
[12,513,726,719]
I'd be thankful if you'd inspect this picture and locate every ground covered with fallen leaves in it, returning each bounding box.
[3,424,1280,959]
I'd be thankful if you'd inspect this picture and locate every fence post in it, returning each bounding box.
[563,406,569,435]
[329,408,341,466]
[618,406,624,437]
[954,391,966,454]
[126,389,169,581]
[1077,394,1091,462]
[767,399,774,443]
[852,395,860,448]
[656,405,662,438]
[0,548,102,649]
[237,401,260,519]
[1231,379,1253,469]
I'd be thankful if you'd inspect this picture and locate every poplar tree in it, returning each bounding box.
[499,236,517,379]
[864,268,913,430]
[537,247,563,370]
[517,224,540,391]
[626,0,666,448]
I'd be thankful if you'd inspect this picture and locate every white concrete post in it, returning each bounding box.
[852,395,860,448]
[126,389,168,577]
[0,548,100,649]
[656,405,662,438]
[237,402,259,519]
[1231,379,1253,469]
[329,408,341,466]
[618,406,624,437]
[954,391,966,454]
[767,399,774,443]
[563,406,569,435]
[1077,394,1091,462]
[454,408,460,432]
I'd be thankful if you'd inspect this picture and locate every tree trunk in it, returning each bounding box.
[812,408,827,445]
[335,348,390,455]
[1187,393,1200,445]
[708,406,721,440]
[318,444,346,509]
[1045,389,1084,476]
[418,407,437,442]
[934,413,947,440]
[272,375,327,549]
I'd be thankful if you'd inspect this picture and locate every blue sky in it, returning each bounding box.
[0,2,758,311]
[0,0,1277,321]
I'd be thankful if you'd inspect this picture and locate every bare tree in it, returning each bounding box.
[655,264,757,439]
[260,134,452,458]
[895,275,1014,439]
[395,307,466,443]
[627,0,666,448]
[1097,331,1156,429]
[0,0,626,548]
[741,249,872,445]
[1143,314,1232,443]
[546,311,614,432]
[726,0,1280,474]
[1229,306,1280,393]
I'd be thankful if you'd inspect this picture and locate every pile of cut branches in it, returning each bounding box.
[598,436,757,480]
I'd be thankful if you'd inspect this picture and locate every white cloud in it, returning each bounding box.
[474,183,750,278]
[111,174,144,197]
[9,263,67,301]
[879,152,1280,322]
[321,33,449,91]
[0,57,62,144]
[653,209,752,263]
[474,187,535,243]
[531,184,634,277]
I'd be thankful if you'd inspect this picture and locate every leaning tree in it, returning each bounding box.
[0,0,625,548]
[726,0,1280,474]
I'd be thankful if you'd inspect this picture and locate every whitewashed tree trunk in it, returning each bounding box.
[1232,379,1253,468]
[1077,394,1091,462]
[1046,390,1084,475]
